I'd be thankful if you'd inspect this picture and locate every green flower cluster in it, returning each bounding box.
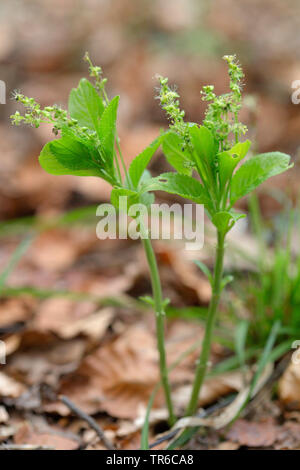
[201,54,247,151]
[10,90,100,149]
[11,91,76,132]
[84,52,108,103]
[156,76,187,140]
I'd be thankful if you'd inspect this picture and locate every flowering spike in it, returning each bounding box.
[201,54,247,150]
[156,75,187,141]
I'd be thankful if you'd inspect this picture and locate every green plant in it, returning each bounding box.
[11,53,175,425]
[11,53,294,440]
[142,54,293,418]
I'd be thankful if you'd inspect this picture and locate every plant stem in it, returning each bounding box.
[185,230,225,416]
[141,236,175,426]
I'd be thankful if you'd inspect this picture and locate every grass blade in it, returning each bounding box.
[0,236,33,292]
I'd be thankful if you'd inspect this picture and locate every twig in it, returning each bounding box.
[151,355,289,449]
[149,395,235,448]
[244,353,291,415]
[59,395,115,450]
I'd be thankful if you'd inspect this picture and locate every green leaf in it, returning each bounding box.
[0,236,33,293]
[39,138,104,178]
[230,152,292,204]
[134,170,155,207]
[231,320,281,425]
[220,274,234,291]
[189,125,217,167]
[193,260,213,285]
[99,96,120,167]
[140,172,213,212]
[218,140,251,190]
[110,187,139,211]
[234,320,249,371]
[129,138,160,189]
[139,295,155,308]
[212,209,246,235]
[249,320,280,397]
[68,78,104,134]
[141,385,159,449]
[161,132,193,176]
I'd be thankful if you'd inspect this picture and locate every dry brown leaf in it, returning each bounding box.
[0,298,33,328]
[74,176,111,201]
[155,243,211,304]
[167,320,205,383]
[32,297,113,340]
[7,339,86,388]
[45,318,219,419]
[0,372,25,398]
[30,231,81,272]
[67,308,113,341]
[274,421,300,450]
[173,363,273,431]
[227,419,300,450]
[278,361,300,410]
[172,370,243,414]
[46,324,161,419]
[0,425,15,442]
[83,261,140,298]
[217,441,240,450]
[2,335,21,356]
[0,406,9,424]
[227,418,278,447]
[14,422,79,451]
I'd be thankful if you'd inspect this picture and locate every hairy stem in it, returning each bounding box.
[185,230,225,416]
[141,236,175,426]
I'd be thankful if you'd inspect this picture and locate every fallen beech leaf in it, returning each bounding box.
[33,297,113,340]
[45,319,216,419]
[0,372,25,398]
[155,243,211,304]
[0,425,15,441]
[30,231,80,271]
[14,422,78,451]
[217,441,240,450]
[173,363,273,431]
[74,176,111,201]
[0,406,9,423]
[167,320,205,383]
[172,254,212,304]
[172,370,243,412]
[274,421,300,450]
[47,325,161,419]
[3,335,21,356]
[227,419,300,450]
[7,339,86,388]
[278,361,300,410]
[0,298,33,328]
[67,308,113,341]
[227,418,278,447]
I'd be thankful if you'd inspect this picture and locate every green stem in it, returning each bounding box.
[185,230,225,416]
[141,236,175,426]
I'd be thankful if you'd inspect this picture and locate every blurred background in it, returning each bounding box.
[1,0,300,218]
[0,0,300,450]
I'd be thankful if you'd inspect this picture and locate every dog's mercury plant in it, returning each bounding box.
[11,53,175,426]
[145,54,293,418]
[11,54,293,435]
